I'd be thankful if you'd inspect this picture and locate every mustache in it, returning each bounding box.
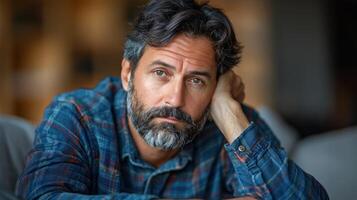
[143,106,195,125]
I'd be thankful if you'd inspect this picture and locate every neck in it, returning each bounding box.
[127,118,179,168]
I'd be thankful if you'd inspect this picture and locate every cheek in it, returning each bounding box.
[185,92,214,120]
[133,76,165,106]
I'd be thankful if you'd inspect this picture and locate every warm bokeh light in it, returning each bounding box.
[0,0,356,136]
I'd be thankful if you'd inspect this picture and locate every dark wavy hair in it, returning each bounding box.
[123,0,242,76]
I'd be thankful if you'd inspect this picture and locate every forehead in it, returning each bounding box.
[140,34,216,71]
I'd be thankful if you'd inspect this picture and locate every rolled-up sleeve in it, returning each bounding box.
[223,114,329,199]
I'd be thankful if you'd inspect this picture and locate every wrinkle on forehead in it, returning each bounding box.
[150,34,216,70]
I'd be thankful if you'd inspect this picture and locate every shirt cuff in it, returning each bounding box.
[224,122,270,163]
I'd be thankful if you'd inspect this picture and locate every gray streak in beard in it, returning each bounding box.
[126,79,209,150]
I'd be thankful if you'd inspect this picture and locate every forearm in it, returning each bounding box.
[224,122,329,199]
[211,71,328,199]
[210,97,250,143]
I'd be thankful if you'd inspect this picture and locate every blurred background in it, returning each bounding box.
[0,0,356,138]
[1,0,357,199]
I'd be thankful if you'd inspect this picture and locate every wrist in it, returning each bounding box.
[211,100,250,143]
[222,110,250,143]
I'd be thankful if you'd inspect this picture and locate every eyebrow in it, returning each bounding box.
[187,71,212,79]
[150,60,176,70]
[149,60,212,79]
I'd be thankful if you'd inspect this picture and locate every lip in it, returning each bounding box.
[156,117,181,123]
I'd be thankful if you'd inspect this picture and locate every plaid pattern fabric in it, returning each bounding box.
[16,77,329,200]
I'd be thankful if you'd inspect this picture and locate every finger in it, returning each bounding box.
[232,85,245,103]
[232,82,243,100]
[231,75,244,100]
[237,90,245,103]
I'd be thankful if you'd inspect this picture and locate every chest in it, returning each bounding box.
[89,117,226,198]
[96,155,223,199]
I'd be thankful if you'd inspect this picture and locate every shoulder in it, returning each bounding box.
[35,77,125,157]
[241,103,281,147]
[53,77,124,118]
[241,104,274,131]
[241,104,260,122]
[38,76,126,137]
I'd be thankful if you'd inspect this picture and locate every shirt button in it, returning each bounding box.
[238,145,246,152]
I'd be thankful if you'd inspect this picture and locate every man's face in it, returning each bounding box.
[124,34,217,150]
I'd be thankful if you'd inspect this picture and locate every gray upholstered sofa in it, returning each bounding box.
[0,115,34,200]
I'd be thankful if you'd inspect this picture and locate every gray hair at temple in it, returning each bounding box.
[123,0,242,76]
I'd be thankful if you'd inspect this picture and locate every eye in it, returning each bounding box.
[153,70,167,77]
[188,77,205,87]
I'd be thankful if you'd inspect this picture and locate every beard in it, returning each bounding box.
[126,79,209,151]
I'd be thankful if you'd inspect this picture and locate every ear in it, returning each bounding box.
[121,59,131,91]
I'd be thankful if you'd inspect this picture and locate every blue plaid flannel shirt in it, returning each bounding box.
[16,77,329,200]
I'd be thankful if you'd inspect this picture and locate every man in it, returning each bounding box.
[16,0,329,199]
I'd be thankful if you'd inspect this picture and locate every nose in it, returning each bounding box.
[165,79,185,108]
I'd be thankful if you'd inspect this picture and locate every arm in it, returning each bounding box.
[211,71,329,199]
[15,101,157,200]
